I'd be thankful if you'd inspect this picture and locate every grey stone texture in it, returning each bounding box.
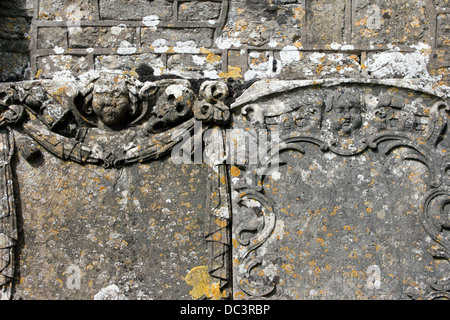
[14,149,210,299]
[68,27,136,49]
[99,0,173,21]
[0,6,31,81]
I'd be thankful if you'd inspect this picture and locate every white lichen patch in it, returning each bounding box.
[142,15,160,27]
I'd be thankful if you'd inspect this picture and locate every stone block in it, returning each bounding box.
[437,13,450,49]
[219,0,304,47]
[141,27,214,50]
[0,52,30,81]
[36,55,90,79]
[0,16,30,40]
[306,0,345,47]
[68,26,136,49]
[37,27,68,49]
[38,0,97,21]
[0,39,30,53]
[95,53,164,72]
[0,0,34,16]
[248,51,271,71]
[434,0,450,9]
[178,1,222,21]
[99,0,173,21]
[167,53,222,72]
[352,0,428,46]
[278,51,362,80]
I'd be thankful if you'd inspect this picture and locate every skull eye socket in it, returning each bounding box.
[176,104,185,114]
[168,94,176,103]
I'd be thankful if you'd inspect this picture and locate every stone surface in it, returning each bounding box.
[352,0,429,46]
[220,0,304,47]
[13,148,210,299]
[229,79,450,300]
[94,54,164,73]
[36,55,90,79]
[0,53,30,82]
[306,0,345,46]
[141,28,214,50]
[37,27,68,50]
[99,0,173,21]
[68,27,136,49]
[178,1,222,21]
[167,53,222,72]
[38,0,97,21]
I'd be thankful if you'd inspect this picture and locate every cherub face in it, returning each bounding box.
[328,96,362,136]
[92,90,130,126]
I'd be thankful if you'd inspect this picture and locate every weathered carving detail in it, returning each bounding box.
[205,159,231,298]
[2,75,450,299]
[3,74,231,169]
[235,187,276,297]
[0,74,232,299]
[146,80,195,133]
[231,79,450,299]
[78,72,144,128]
[194,81,230,125]
[324,89,364,137]
[0,85,23,300]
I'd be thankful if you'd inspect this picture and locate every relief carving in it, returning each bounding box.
[0,85,23,300]
[1,75,449,300]
[0,73,232,298]
[231,79,450,299]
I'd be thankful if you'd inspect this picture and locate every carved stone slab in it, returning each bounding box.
[230,79,450,300]
[1,74,449,300]
[0,72,231,299]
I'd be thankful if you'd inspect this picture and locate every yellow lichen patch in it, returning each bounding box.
[184,266,226,300]
[230,166,241,177]
[219,66,242,79]
[292,7,305,21]
[206,53,221,64]
[294,41,303,49]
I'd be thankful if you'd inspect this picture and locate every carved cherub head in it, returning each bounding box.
[80,72,142,128]
[91,73,134,126]
[325,90,364,136]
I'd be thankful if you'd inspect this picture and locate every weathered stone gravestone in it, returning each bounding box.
[0,0,449,300]
[230,79,450,300]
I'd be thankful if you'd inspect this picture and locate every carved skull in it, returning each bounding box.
[146,81,194,133]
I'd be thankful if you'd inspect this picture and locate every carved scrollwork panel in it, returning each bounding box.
[230,79,450,300]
